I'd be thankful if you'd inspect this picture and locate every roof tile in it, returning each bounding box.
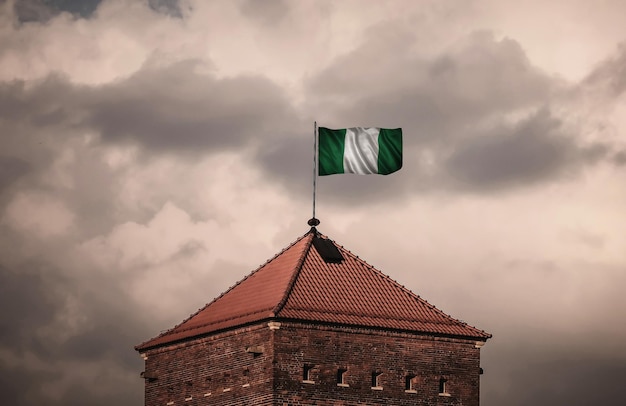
[136,230,490,351]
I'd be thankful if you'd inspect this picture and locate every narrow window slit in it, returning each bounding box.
[303,365,314,383]
[439,377,446,393]
[337,368,348,387]
[371,371,383,389]
[405,374,417,392]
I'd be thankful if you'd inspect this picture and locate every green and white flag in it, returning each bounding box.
[318,127,402,176]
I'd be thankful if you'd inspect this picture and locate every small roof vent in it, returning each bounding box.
[312,235,343,263]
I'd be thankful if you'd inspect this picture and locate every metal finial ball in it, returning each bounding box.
[307,218,320,227]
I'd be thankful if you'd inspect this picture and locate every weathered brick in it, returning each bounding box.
[139,321,483,406]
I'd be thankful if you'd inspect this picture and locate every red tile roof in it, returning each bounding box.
[136,229,491,351]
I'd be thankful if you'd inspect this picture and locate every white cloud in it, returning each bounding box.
[3,191,75,238]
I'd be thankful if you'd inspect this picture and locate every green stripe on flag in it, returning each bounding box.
[378,128,402,175]
[318,127,346,175]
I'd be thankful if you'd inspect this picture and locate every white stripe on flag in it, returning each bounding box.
[343,127,380,174]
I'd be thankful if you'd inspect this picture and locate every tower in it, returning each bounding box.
[135,228,491,405]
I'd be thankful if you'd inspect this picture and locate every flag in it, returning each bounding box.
[318,127,402,176]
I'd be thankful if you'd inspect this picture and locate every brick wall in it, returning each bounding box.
[139,321,484,406]
[273,322,482,406]
[140,323,275,406]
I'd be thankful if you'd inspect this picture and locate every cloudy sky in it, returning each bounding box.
[1,0,626,404]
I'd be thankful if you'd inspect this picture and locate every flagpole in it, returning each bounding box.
[309,121,320,229]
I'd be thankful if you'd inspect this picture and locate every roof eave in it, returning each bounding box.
[135,316,279,352]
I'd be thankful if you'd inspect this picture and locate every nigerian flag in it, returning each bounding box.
[318,127,402,176]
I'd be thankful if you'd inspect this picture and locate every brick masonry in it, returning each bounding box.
[141,323,275,406]
[139,320,484,406]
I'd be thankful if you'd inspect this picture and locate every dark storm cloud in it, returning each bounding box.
[63,149,122,236]
[12,0,101,23]
[0,74,76,126]
[0,58,304,239]
[483,347,626,406]
[0,365,56,406]
[443,109,609,190]
[313,28,560,139]
[148,0,183,18]
[0,247,148,405]
[11,0,183,23]
[257,30,608,204]
[0,155,30,193]
[0,252,149,357]
[239,0,290,25]
[0,77,118,235]
[306,30,556,142]
[55,281,152,367]
[13,0,57,23]
[0,262,59,351]
[614,150,626,165]
[0,60,299,155]
[582,43,626,97]
[85,60,298,152]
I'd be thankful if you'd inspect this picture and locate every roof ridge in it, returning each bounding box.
[271,229,316,316]
[328,238,491,339]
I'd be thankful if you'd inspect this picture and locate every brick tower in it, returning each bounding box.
[135,227,491,405]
